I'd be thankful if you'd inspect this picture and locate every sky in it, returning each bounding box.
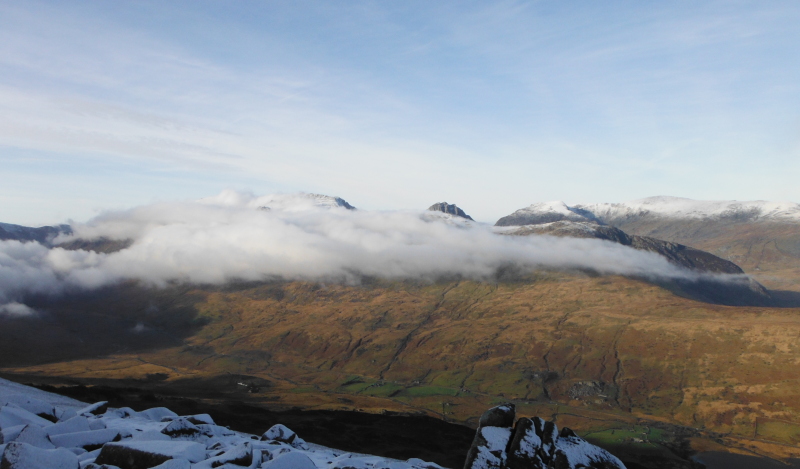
[1,1,799,226]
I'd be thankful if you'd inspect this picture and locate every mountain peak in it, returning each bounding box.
[427,202,474,221]
[254,193,356,211]
[495,201,598,226]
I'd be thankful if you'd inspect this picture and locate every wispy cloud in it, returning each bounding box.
[0,1,799,226]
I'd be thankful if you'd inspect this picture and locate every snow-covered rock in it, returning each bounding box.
[13,424,55,449]
[46,416,93,437]
[3,395,58,422]
[49,428,121,450]
[0,378,445,469]
[94,440,206,467]
[159,418,200,439]
[0,404,56,428]
[0,441,79,469]
[77,402,109,417]
[263,451,317,469]
[261,424,308,450]
[0,378,622,469]
[464,404,625,469]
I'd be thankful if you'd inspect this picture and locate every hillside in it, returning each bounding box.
[5,275,800,466]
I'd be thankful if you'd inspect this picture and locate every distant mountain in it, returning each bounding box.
[495,196,800,294]
[494,198,784,306]
[499,221,743,275]
[257,193,356,211]
[497,196,800,227]
[577,196,800,224]
[427,202,474,221]
[0,222,70,245]
[496,201,598,226]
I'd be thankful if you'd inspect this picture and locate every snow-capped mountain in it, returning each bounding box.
[578,196,800,223]
[495,201,598,226]
[497,196,800,227]
[253,193,356,212]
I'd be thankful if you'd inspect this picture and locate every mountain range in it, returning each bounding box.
[2,194,800,469]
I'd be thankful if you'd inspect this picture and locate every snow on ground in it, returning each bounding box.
[0,378,443,469]
[0,379,86,412]
[577,196,800,221]
[505,201,592,221]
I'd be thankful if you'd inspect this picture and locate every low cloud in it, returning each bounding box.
[0,302,37,317]
[0,191,725,307]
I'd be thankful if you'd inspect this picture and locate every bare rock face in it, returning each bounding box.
[464,405,625,469]
[428,203,474,221]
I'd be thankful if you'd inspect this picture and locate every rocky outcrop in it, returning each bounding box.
[428,203,474,221]
[464,404,625,469]
[0,380,447,469]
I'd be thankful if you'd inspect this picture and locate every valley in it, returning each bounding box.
[3,195,800,468]
[4,273,800,467]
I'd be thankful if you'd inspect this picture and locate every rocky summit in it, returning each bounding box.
[427,202,474,221]
[463,404,624,469]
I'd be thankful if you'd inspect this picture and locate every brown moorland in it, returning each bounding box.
[4,272,800,465]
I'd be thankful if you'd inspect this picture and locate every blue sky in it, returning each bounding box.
[1,1,799,225]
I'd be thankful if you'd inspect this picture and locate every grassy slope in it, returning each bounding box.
[6,273,800,462]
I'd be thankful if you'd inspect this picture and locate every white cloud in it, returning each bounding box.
[0,191,741,310]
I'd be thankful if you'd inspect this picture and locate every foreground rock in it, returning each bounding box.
[0,378,446,469]
[464,404,625,469]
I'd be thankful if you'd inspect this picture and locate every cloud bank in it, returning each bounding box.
[0,191,737,311]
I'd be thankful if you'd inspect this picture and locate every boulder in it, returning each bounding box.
[150,459,190,469]
[3,396,58,423]
[184,414,214,426]
[0,405,54,429]
[160,418,200,439]
[94,441,205,469]
[137,408,178,422]
[77,402,109,417]
[463,405,516,469]
[464,406,626,469]
[45,416,92,437]
[506,418,545,469]
[478,404,515,429]
[49,428,121,451]
[551,428,625,469]
[0,441,79,469]
[1,425,25,446]
[194,442,252,468]
[261,424,308,450]
[13,425,55,449]
[262,451,316,469]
